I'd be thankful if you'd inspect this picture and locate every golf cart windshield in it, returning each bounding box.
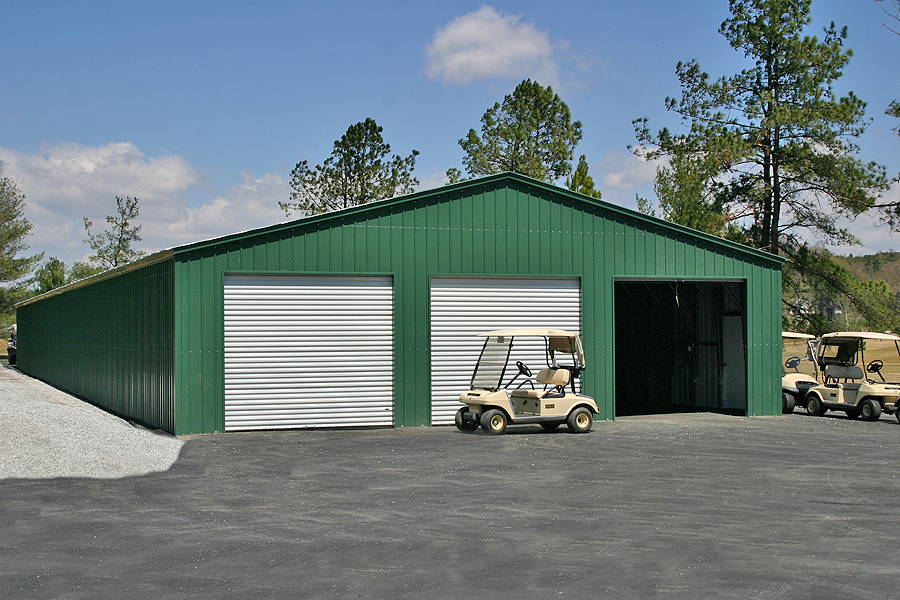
[816,332,900,382]
[782,332,818,378]
[469,329,585,392]
[818,338,859,366]
[470,336,513,391]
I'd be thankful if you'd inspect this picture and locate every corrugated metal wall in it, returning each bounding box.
[172,174,782,434]
[17,258,175,432]
[14,175,780,435]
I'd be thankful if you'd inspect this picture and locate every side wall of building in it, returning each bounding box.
[17,259,176,432]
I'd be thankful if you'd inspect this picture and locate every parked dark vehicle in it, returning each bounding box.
[7,334,16,365]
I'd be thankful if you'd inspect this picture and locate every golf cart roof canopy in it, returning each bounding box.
[478,328,580,338]
[782,331,816,340]
[821,331,900,342]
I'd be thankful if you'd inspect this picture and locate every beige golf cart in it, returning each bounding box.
[455,329,598,434]
[803,331,900,421]
[781,332,819,413]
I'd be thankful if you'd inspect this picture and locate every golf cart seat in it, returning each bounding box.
[825,364,864,389]
[511,368,571,399]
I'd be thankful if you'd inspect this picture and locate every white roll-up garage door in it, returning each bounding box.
[430,277,581,425]
[224,274,394,431]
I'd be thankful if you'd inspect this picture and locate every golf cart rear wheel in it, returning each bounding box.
[782,393,795,414]
[566,407,593,433]
[480,409,507,434]
[455,408,478,433]
[806,395,824,417]
[860,398,882,421]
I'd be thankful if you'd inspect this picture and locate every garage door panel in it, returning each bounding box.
[430,277,581,425]
[224,274,393,431]
[225,362,393,374]
[225,377,393,390]
[225,403,394,415]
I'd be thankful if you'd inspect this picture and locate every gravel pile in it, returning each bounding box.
[0,364,184,480]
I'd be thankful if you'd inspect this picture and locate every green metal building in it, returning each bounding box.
[16,173,783,435]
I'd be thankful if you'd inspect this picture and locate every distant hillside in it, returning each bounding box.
[833,251,900,292]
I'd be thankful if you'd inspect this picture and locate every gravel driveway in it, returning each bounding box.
[0,364,183,479]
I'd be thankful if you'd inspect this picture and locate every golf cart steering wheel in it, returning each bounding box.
[516,361,532,378]
[867,360,884,374]
[784,356,801,371]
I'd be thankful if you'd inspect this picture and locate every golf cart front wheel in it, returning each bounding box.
[860,398,882,421]
[806,395,824,417]
[455,408,479,433]
[480,409,508,434]
[566,407,593,433]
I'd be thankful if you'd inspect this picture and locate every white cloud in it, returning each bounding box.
[0,143,288,267]
[0,142,199,212]
[425,5,560,85]
[157,171,289,247]
[597,150,660,191]
[416,169,453,192]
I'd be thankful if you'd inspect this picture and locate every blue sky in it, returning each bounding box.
[2,1,899,267]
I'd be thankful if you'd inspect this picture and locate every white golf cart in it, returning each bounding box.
[781,332,819,413]
[803,331,900,421]
[455,329,598,434]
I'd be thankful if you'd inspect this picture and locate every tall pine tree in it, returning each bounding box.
[635,0,888,254]
[634,0,892,332]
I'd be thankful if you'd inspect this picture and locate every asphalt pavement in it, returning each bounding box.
[3,408,900,599]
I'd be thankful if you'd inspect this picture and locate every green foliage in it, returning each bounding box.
[0,162,42,314]
[782,246,900,334]
[641,144,742,237]
[83,196,146,271]
[70,261,103,282]
[282,118,418,216]
[635,195,656,218]
[889,100,900,135]
[458,79,582,182]
[31,257,103,295]
[635,0,889,255]
[33,257,68,294]
[635,0,893,332]
[565,155,602,199]
[445,168,465,185]
[834,250,900,305]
